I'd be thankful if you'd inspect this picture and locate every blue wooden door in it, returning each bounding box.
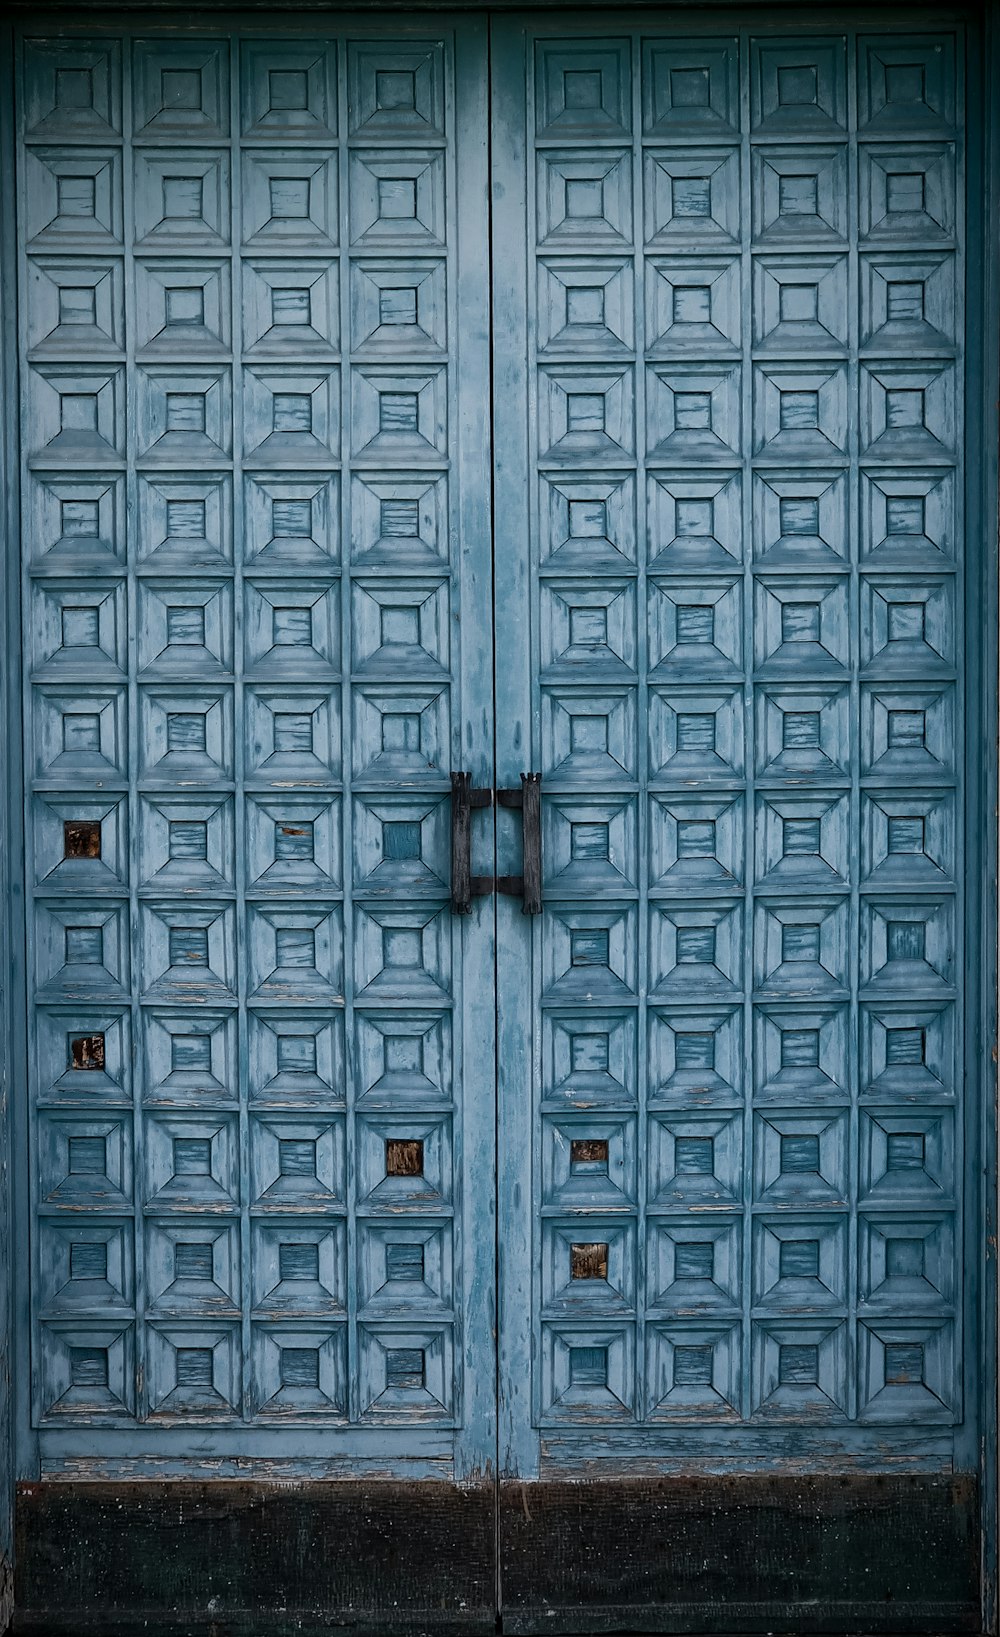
[492,16,979,1483]
[15,17,497,1478]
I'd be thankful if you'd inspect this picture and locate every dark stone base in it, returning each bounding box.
[13,1474,983,1635]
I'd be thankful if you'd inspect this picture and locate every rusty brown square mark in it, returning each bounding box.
[570,1241,609,1280]
[570,1138,609,1165]
[64,819,102,859]
[386,1137,424,1177]
[70,1033,105,1071]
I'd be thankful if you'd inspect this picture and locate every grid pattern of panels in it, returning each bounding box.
[527,29,965,1428]
[20,29,467,1427]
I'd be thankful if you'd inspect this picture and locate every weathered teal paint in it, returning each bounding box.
[0,4,997,1630]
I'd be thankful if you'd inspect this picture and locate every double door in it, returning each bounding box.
[12,6,985,1619]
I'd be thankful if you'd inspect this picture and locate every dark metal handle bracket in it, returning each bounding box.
[451,771,542,916]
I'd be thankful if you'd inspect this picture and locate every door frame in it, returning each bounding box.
[0,3,998,1634]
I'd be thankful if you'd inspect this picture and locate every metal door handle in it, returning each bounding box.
[497,772,542,915]
[449,771,492,914]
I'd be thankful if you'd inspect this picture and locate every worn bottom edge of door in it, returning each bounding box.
[13,1474,981,1636]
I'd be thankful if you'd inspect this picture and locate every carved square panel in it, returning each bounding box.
[240,41,337,139]
[352,795,448,897]
[753,1110,849,1208]
[752,253,848,354]
[139,901,236,1003]
[244,474,338,568]
[755,684,850,781]
[36,1321,134,1422]
[358,1222,454,1316]
[351,472,447,568]
[860,144,955,242]
[351,365,446,460]
[646,255,739,356]
[37,1111,132,1212]
[750,38,847,134]
[541,904,637,1002]
[646,1322,741,1421]
[356,1114,452,1212]
[30,579,126,682]
[145,1221,241,1317]
[858,1318,955,1422]
[647,472,742,571]
[354,905,451,1004]
[648,686,743,783]
[536,40,630,138]
[134,257,231,359]
[858,1213,955,1309]
[541,1114,636,1210]
[861,361,955,460]
[143,1112,238,1213]
[243,367,340,464]
[752,146,848,244]
[142,1008,237,1108]
[641,38,739,137]
[648,576,741,679]
[753,1003,849,1105]
[250,1323,348,1420]
[752,471,848,569]
[860,251,956,351]
[26,255,125,358]
[648,1220,742,1312]
[242,260,339,358]
[754,799,838,904]
[860,683,955,778]
[242,150,337,248]
[540,579,636,680]
[138,793,235,894]
[28,363,125,464]
[538,258,632,355]
[647,1006,743,1106]
[648,899,744,1001]
[539,1322,635,1422]
[24,147,123,249]
[541,1010,636,1109]
[352,684,448,784]
[35,900,129,1005]
[136,580,233,679]
[23,38,122,140]
[245,686,341,785]
[351,577,448,678]
[860,896,954,996]
[132,39,229,139]
[250,1114,347,1213]
[247,904,343,1003]
[35,1008,131,1106]
[347,39,445,136]
[541,684,636,785]
[543,795,637,894]
[37,1219,133,1315]
[648,793,743,891]
[752,1215,848,1310]
[752,362,848,459]
[29,474,126,573]
[139,686,234,784]
[352,259,446,354]
[246,794,342,897]
[251,1223,346,1316]
[861,1109,955,1206]
[248,1012,345,1109]
[355,1011,451,1107]
[358,1324,454,1419]
[647,1112,742,1209]
[858,36,956,135]
[32,685,126,785]
[861,1003,955,1103]
[861,789,954,887]
[134,151,230,248]
[138,474,232,569]
[542,1218,635,1314]
[349,150,444,248]
[136,364,232,463]
[753,575,849,678]
[644,147,739,246]
[537,150,632,247]
[751,1319,848,1418]
[860,470,955,567]
[542,474,636,568]
[753,897,849,997]
[646,363,741,461]
[146,1321,240,1420]
[539,365,634,462]
[244,580,340,681]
